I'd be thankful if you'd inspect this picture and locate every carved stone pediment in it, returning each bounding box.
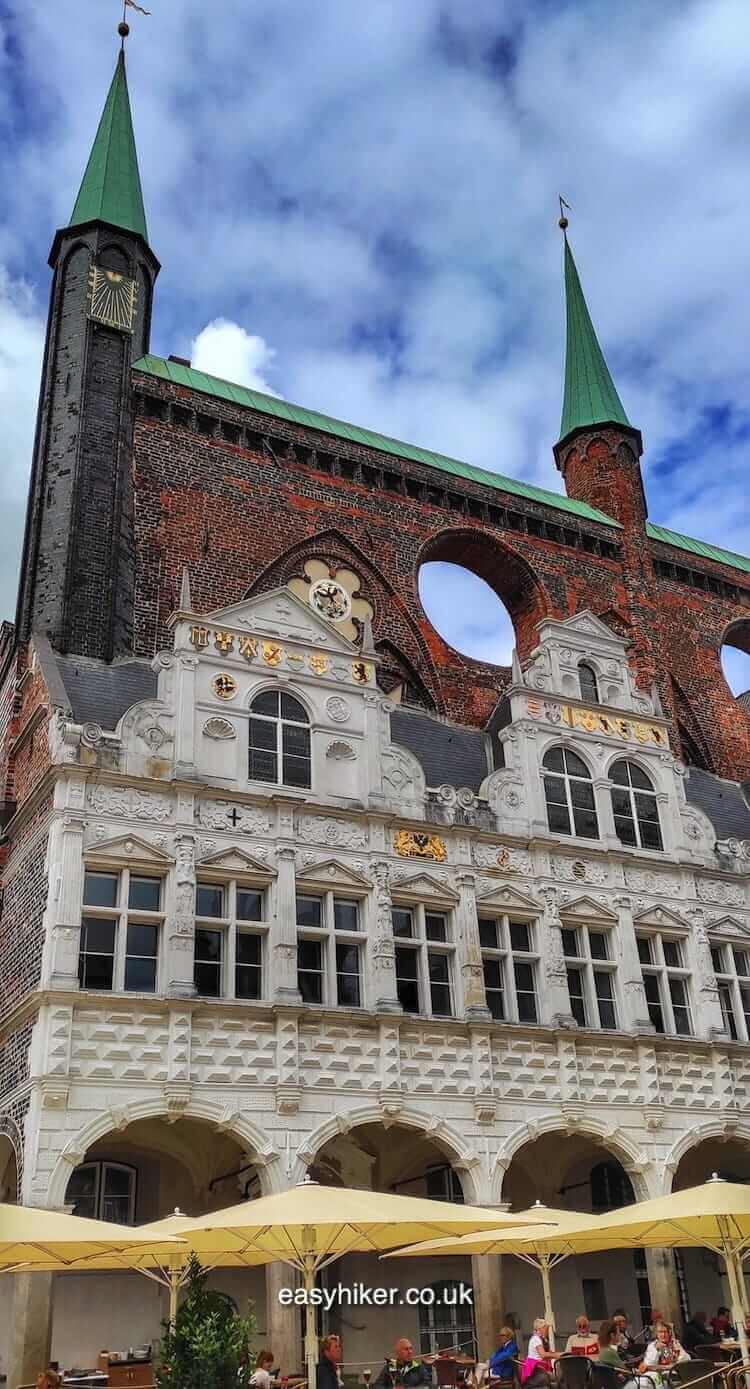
[706,915,750,942]
[296,858,372,891]
[85,834,174,866]
[388,870,459,904]
[198,846,276,877]
[205,585,359,654]
[475,882,540,916]
[633,903,690,932]
[558,894,619,924]
[538,610,628,650]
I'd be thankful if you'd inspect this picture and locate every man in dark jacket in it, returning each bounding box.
[374,1339,433,1389]
[682,1313,711,1354]
[317,1335,343,1389]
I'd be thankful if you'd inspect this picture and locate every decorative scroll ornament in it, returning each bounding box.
[394,830,447,862]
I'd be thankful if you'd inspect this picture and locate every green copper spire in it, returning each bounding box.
[68,49,148,242]
[559,233,630,444]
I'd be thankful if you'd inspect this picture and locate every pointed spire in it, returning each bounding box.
[68,49,148,242]
[558,230,631,447]
[178,567,192,613]
[360,613,376,657]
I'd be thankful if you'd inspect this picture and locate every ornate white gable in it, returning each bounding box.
[558,894,619,924]
[389,870,459,904]
[535,610,629,654]
[705,915,750,942]
[205,586,359,654]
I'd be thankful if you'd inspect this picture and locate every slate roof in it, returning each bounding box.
[390,707,491,792]
[55,656,156,729]
[684,767,750,841]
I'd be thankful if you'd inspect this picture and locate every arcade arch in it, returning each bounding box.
[668,1133,750,1322]
[721,620,750,706]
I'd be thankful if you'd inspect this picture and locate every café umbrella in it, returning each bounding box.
[21,1178,551,1385]
[0,1200,186,1269]
[386,1202,604,1349]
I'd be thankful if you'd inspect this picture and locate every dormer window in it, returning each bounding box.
[610,760,663,851]
[542,747,599,840]
[249,690,311,788]
[578,662,599,703]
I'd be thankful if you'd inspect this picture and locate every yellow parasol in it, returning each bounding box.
[21,1178,551,1384]
[386,1201,604,1348]
[0,1199,185,1268]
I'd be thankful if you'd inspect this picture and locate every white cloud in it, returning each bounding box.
[191,319,278,395]
[0,268,44,616]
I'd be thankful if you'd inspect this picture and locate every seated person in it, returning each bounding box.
[374,1339,433,1389]
[489,1328,519,1381]
[611,1312,639,1358]
[565,1315,600,1357]
[710,1308,737,1341]
[251,1350,276,1389]
[681,1313,711,1354]
[642,1312,664,1345]
[318,1334,344,1389]
[640,1324,689,1382]
[521,1319,561,1388]
[598,1321,630,1370]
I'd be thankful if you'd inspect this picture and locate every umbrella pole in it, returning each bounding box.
[724,1250,749,1364]
[540,1259,555,1350]
[304,1255,318,1389]
[169,1268,180,1328]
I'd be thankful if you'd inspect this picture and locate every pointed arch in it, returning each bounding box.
[376,640,435,709]
[671,676,714,772]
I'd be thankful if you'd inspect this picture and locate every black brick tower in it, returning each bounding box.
[15,50,159,659]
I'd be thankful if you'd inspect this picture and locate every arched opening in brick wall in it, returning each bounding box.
[721,619,750,706]
[417,531,547,667]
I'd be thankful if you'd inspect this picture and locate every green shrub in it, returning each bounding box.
[156,1254,256,1389]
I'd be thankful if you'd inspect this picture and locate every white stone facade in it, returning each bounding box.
[4,588,750,1374]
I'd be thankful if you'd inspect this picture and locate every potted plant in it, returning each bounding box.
[157,1254,256,1389]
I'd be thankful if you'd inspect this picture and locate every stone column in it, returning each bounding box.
[167,832,198,997]
[472,1254,504,1356]
[265,1262,301,1372]
[614,897,656,1032]
[7,1271,53,1389]
[644,1247,681,1328]
[47,814,86,989]
[456,872,490,1021]
[539,890,577,1028]
[372,861,402,1013]
[690,910,728,1039]
[174,653,198,778]
[272,848,302,1004]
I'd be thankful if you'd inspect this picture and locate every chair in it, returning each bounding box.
[557,1356,592,1389]
[668,1362,719,1388]
[588,1365,637,1389]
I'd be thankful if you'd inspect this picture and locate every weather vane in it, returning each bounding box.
[558,196,571,231]
[118,0,151,43]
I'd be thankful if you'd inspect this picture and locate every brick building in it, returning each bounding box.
[2,40,750,1387]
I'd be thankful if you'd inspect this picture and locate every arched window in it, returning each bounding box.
[578,662,599,703]
[65,1161,136,1224]
[589,1161,634,1212]
[249,691,311,788]
[542,747,599,840]
[610,760,663,851]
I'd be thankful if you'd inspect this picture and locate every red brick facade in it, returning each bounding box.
[130,375,750,779]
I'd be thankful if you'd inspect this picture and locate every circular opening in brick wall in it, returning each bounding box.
[418,562,515,663]
[721,622,750,704]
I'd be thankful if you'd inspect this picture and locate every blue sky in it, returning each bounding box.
[1,0,749,690]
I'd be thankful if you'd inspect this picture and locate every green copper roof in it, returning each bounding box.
[132,353,620,526]
[69,51,148,242]
[559,237,631,443]
[646,523,750,577]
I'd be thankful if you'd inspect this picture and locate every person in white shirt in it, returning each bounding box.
[565,1315,600,1357]
[640,1324,689,1384]
[251,1350,276,1389]
[523,1319,561,1388]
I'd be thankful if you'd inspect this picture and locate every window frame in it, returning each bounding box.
[65,1160,137,1225]
[711,939,750,1042]
[391,902,456,1018]
[478,913,540,1024]
[609,759,663,852]
[578,662,600,704]
[637,931,693,1036]
[79,867,164,995]
[560,924,618,1029]
[296,889,365,1009]
[541,745,600,841]
[248,688,312,790]
[194,876,269,1000]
